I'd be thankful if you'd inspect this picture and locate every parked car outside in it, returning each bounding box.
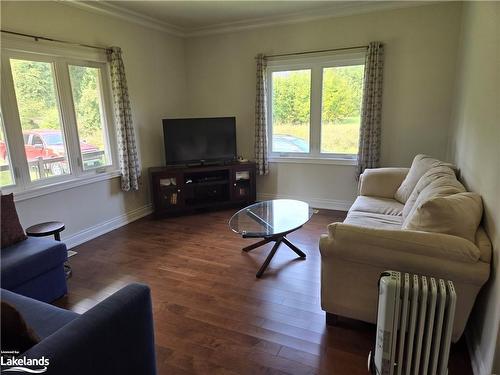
[272,134,309,153]
[0,130,104,176]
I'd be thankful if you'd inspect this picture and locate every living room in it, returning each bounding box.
[0,1,498,374]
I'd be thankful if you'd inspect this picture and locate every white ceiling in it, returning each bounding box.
[74,1,427,36]
[109,1,346,29]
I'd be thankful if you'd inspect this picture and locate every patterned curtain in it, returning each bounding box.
[357,42,384,177]
[254,54,269,175]
[107,47,141,191]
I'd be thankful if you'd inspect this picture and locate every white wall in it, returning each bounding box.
[1,1,497,371]
[0,2,464,233]
[184,3,463,208]
[1,1,187,244]
[448,2,500,374]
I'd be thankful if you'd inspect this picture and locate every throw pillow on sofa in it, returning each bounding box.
[402,171,466,226]
[402,165,461,219]
[395,154,455,204]
[1,193,27,248]
[0,301,39,353]
[403,192,483,243]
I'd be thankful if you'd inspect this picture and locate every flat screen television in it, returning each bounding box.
[163,117,237,165]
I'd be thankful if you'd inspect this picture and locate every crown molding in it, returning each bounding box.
[63,1,185,37]
[64,1,431,39]
[185,1,430,37]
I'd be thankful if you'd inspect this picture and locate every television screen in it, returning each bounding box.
[163,117,237,165]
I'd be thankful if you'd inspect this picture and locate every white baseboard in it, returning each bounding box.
[63,204,153,249]
[465,328,490,375]
[61,193,349,249]
[257,192,353,211]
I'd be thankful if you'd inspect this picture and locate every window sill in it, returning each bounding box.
[269,157,357,166]
[6,170,122,202]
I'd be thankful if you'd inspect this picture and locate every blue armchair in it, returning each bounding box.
[0,283,157,375]
[1,237,67,303]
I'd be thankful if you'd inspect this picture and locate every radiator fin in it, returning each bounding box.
[372,272,456,375]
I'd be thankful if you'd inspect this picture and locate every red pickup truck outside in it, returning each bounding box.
[0,130,103,176]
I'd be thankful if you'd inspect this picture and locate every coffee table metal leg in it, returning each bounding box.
[256,239,282,278]
[242,237,273,252]
[282,237,307,258]
[64,264,72,278]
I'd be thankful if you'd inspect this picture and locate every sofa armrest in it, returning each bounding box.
[23,283,156,375]
[320,223,489,286]
[358,168,409,198]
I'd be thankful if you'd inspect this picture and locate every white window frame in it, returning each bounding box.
[0,35,119,200]
[266,51,365,165]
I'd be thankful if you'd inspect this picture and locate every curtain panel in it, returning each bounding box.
[357,42,385,177]
[254,54,269,176]
[107,47,141,192]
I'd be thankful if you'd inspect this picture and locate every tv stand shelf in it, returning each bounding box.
[149,162,256,218]
[186,179,229,187]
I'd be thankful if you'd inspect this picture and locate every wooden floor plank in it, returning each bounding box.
[58,208,473,375]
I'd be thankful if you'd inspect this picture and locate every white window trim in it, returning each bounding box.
[0,34,120,198]
[3,170,122,202]
[268,156,357,166]
[266,51,365,165]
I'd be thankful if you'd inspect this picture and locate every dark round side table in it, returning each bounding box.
[26,221,72,278]
[26,221,65,241]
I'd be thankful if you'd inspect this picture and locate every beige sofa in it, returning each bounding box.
[319,155,491,342]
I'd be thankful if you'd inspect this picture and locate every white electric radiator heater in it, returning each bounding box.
[369,271,456,375]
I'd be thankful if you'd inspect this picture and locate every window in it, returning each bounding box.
[271,69,311,153]
[10,58,70,181]
[69,65,112,170]
[267,52,365,161]
[1,39,117,194]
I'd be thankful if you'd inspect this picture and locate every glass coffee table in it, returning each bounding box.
[229,199,314,278]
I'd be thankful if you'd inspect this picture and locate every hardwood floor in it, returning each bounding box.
[55,208,472,375]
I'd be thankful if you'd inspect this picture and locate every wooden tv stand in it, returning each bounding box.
[149,162,256,218]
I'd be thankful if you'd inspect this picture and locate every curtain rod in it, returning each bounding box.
[1,29,108,52]
[261,45,368,59]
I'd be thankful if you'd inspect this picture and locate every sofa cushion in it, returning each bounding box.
[402,173,466,227]
[1,193,27,248]
[1,237,67,290]
[475,227,492,263]
[350,196,404,216]
[394,154,454,204]
[344,211,403,230]
[402,165,459,219]
[403,192,483,243]
[1,288,78,340]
